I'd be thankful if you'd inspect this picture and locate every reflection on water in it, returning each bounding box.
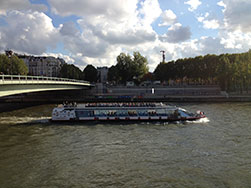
[0,103,251,187]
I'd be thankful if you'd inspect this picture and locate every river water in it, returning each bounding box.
[0,103,251,188]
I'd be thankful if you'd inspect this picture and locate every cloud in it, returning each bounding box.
[139,0,162,27]
[159,9,177,27]
[203,20,220,29]
[60,22,80,37]
[0,11,59,54]
[2,0,251,73]
[197,13,219,30]
[220,30,251,50]
[54,0,161,64]
[42,52,75,64]
[217,1,226,12]
[61,26,109,58]
[197,12,209,22]
[0,0,47,15]
[0,0,163,70]
[159,23,191,43]
[222,0,251,33]
[184,0,202,11]
[48,0,138,21]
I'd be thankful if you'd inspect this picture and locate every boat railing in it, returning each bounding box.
[84,102,164,108]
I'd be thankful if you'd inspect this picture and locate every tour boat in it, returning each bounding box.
[51,102,206,122]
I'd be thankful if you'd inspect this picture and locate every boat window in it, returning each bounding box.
[98,110,108,116]
[107,110,117,116]
[179,110,193,117]
[148,109,157,116]
[94,110,101,116]
[76,110,94,117]
[128,110,137,116]
[117,110,128,116]
[137,109,148,116]
[156,108,166,115]
[165,109,175,117]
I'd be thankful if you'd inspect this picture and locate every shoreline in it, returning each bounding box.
[1,95,251,103]
[1,95,250,113]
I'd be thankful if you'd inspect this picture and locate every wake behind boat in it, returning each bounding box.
[51,102,206,122]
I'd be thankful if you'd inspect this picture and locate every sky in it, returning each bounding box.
[1,0,251,71]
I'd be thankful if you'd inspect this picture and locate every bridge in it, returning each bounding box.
[0,75,93,98]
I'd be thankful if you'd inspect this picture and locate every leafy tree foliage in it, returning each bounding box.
[83,64,98,82]
[153,50,251,93]
[59,64,84,80]
[107,65,119,82]
[0,54,28,75]
[141,72,153,82]
[108,52,149,84]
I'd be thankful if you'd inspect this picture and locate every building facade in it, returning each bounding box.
[17,54,65,77]
[97,66,108,83]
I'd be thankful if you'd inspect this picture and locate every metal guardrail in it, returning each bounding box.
[0,75,90,85]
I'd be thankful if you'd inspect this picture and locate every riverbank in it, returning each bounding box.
[1,94,251,104]
[1,95,250,113]
[88,94,251,103]
[1,85,251,109]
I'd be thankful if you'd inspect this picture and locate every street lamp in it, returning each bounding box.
[5,50,13,75]
[160,50,165,63]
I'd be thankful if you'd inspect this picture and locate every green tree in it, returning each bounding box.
[141,72,153,82]
[0,54,28,75]
[153,50,251,92]
[108,65,119,83]
[83,64,98,82]
[154,62,167,81]
[108,52,149,84]
[59,64,84,80]
[132,51,149,82]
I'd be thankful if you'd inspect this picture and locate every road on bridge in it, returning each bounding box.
[0,75,93,98]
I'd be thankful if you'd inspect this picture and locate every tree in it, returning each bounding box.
[153,50,251,92]
[108,51,149,84]
[0,54,28,75]
[108,65,119,83]
[141,72,153,82]
[216,55,230,91]
[154,62,167,81]
[59,64,84,80]
[132,51,149,82]
[83,64,98,82]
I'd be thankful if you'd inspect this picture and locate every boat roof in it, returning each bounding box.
[58,102,179,110]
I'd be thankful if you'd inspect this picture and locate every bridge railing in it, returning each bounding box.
[0,75,90,85]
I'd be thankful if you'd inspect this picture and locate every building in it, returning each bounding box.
[17,54,65,77]
[97,66,108,83]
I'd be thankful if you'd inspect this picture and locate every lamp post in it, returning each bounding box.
[5,50,13,75]
[160,50,165,63]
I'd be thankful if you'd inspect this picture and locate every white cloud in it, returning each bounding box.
[197,13,219,30]
[184,0,202,11]
[220,30,251,50]
[2,0,251,73]
[203,19,220,29]
[51,0,162,68]
[42,52,75,64]
[0,11,59,54]
[197,12,209,22]
[159,9,177,27]
[139,0,162,27]
[217,1,226,12]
